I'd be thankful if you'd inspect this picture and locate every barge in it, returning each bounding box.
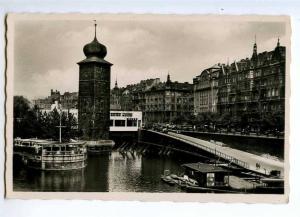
[86,140,115,154]
[14,138,87,170]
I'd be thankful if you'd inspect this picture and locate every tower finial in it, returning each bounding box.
[252,35,258,60]
[94,20,97,39]
[115,74,118,88]
[167,71,171,84]
[277,37,280,47]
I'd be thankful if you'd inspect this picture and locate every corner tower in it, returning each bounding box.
[77,21,112,140]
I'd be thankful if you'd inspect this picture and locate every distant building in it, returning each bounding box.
[143,74,194,123]
[110,80,122,110]
[40,100,78,120]
[110,75,193,124]
[193,39,285,121]
[110,78,161,112]
[218,39,285,117]
[33,89,78,110]
[40,101,143,132]
[193,64,220,114]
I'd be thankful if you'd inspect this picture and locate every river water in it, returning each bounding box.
[13,136,283,192]
[13,151,186,192]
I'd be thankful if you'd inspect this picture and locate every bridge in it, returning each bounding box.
[139,130,284,177]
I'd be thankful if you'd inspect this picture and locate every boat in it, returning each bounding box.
[185,185,240,193]
[160,170,177,186]
[160,175,176,186]
[86,140,115,154]
[14,138,87,170]
[171,174,198,185]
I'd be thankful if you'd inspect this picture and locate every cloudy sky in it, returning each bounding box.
[13,14,289,99]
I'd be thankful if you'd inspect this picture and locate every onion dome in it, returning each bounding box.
[83,37,107,58]
[83,21,107,59]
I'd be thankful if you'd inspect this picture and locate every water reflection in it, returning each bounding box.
[13,151,184,192]
[84,154,109,192]
[14,162,86,192]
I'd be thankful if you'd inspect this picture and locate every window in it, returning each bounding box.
[127,119,137,127]
[115,120,125,127]
[207,173,215,187]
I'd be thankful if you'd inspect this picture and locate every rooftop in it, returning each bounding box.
[182,163,230,173]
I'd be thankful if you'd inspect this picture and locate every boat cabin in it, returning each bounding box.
[182,163,231,187]
[14,138,87,170]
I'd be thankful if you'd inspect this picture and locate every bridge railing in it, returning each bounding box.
[167,131,250,169]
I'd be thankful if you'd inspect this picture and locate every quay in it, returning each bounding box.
[147,130,284,177]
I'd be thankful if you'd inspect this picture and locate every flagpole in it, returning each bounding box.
[59,110,62,143]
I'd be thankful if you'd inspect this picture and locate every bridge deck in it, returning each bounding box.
[148,130,284,177]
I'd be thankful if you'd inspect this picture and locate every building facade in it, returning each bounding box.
[77,23,112,140]
[33,89,78,110]
[39,100,79,121]
[193,64,221,114]
[193,39,285,125]
[110,111,143,132]
[217,40,285,119]
[143,74,194,124]
[110,78,161,112]
[110,80,122,110]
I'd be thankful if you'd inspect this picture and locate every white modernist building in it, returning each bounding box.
[110,111,143,132]
[40,101,142,132]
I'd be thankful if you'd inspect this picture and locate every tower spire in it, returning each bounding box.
[166,71,171,86]
[277,37,280,47]
[115,75,118,88]
[252,35,257,60]
[94,20,97,39]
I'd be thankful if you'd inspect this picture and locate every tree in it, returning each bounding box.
[14,96,37,138]
[13,96,79,141]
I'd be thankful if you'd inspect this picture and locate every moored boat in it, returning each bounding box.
[160,175,176,186]
[160,169,177,186]
[185,185,240,193]
[86,140,115,154]
[14,138,87,170]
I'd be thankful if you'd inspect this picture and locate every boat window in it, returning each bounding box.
[224,175,229,186]
[52,146,60,151]
[45,147,52,151]
[207,173,215,187]
[66,146,73,151]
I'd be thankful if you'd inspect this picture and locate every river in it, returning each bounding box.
[13,134,284,192]
[13,151,186,192]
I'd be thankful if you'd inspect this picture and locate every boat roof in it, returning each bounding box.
[182,163,230,173]
[261,178,284,183]
[14,138,86,146]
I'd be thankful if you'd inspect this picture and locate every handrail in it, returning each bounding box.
[167,131,250,169]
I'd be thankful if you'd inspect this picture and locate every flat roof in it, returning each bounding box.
[14,139,85,146]
[182,163,230,173]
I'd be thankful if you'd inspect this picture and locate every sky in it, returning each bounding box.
[13,14,289,100]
